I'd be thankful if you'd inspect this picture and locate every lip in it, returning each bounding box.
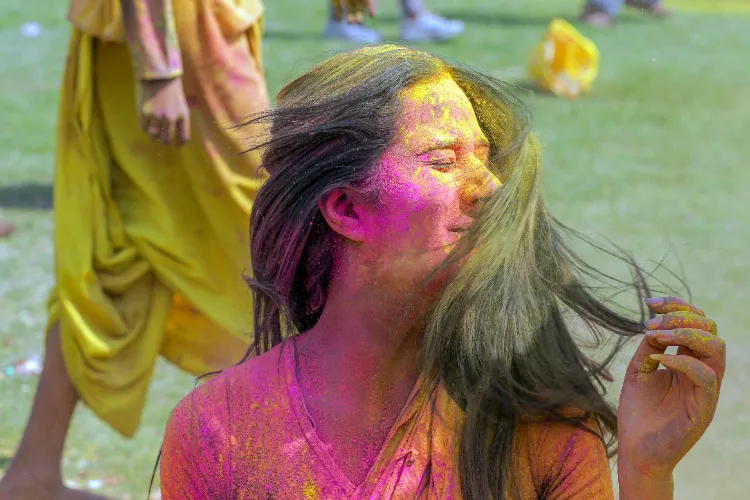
[448,220,475,233]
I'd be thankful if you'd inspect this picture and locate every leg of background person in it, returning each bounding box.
[580,0,623,26]
[401,0,425,20]
[400,0,464,42]
[584,0,624,17]
[0,325,106,500]
[323,0,382,43]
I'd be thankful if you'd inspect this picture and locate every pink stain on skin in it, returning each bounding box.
[359,75,501,297]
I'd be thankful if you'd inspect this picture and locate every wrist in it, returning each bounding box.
[618,456,674,500]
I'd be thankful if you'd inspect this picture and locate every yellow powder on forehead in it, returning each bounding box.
[401,72,456,103]
[397,74,489,153]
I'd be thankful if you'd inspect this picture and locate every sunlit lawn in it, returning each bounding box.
[1,0,748,498]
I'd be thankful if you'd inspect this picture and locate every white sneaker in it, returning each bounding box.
[401,12,464,42]
[323,19,382,44]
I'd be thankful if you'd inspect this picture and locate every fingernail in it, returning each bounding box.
[650,354,668,361]
[645,317,663,328]
[645,297,663,306]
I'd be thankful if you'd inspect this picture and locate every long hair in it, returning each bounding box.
[240,45,658,499]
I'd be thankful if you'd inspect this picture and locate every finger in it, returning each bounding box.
[159,118,175,146]
[645,311,717,335]
[140,112,152,133]
[645,296,705,317]
[368,0,375,17]
[627,332,668,375]
[175,116,190,146]
[147,119,163,141]
[648,329,726,385]
[649,354,719,414]
[144,116,158,135]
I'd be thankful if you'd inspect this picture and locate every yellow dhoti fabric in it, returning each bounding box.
[49,0,268,437]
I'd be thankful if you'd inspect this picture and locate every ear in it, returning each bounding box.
[318,188,368,243]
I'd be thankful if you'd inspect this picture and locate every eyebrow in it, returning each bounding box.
[418,139,457,154]
[418,137,490,154]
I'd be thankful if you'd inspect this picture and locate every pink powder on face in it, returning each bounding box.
[356,76,500,294]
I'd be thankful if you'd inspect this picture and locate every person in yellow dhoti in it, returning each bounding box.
[0,1,268,498]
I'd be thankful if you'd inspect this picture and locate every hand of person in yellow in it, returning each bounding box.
[138,77,191,146]
[617,296,726,492]
[333,0,376,25]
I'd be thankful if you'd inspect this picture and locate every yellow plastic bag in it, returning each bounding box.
[528,19,600,99]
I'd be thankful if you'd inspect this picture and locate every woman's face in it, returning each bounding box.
[360,75,502,293]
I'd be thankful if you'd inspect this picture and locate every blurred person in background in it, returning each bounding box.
[0,0,269,498]
[325,0,464,43]
[580,0,672,26]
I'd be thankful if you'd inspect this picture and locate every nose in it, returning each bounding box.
[461,161,501,205]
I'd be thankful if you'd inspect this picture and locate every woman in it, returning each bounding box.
[0,0,268,498]
[160,45,725,499]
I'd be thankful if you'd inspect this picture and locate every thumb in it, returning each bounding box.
[626,333,667,376]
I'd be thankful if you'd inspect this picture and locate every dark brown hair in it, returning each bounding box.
[230,45,660,499]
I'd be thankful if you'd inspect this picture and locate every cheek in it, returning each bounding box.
[375,163,461,246]
[381,197,455,251]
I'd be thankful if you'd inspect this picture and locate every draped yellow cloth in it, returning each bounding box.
[48,0,268,437]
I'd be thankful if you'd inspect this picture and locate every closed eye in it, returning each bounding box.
[429,160,457,171]
[419,150,457,171]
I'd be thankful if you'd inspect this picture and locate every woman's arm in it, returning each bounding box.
[618,456,674,500]
[160,385,231,499]
[118,0,190,145]
[618,297,726,500]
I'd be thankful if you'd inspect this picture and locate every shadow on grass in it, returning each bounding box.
[0,183,53,211]
[375,10,649,27]
[507,79,555,99]
[264,29,326,41]
[404,11,568,26]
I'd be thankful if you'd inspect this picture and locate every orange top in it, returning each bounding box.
[161,342,614,499]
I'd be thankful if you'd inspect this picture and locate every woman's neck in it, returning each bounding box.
[293,274,425,424]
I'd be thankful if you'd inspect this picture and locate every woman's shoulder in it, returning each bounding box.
[516,413,614,499]
[518,410,604,441]
[168,342,291,428]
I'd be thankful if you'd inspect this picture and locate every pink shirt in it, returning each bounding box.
[161,342,614,499]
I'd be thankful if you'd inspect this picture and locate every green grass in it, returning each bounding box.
[1,0,749,498]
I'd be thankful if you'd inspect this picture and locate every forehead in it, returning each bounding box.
[396,76,485,145]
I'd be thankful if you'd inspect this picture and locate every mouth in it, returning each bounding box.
[448,222,475,233]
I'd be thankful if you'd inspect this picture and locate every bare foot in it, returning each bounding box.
[0,220,13,239]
